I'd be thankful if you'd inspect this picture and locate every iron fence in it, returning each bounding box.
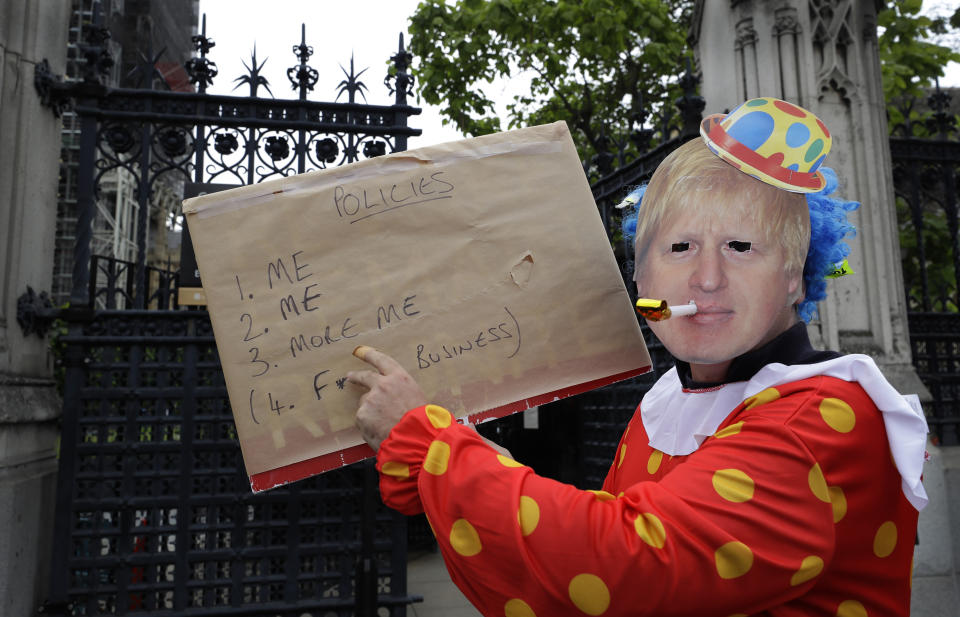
[34,5,422,615]
[88,255,178,311]
[890,84,960,445]
[50,310,412,616]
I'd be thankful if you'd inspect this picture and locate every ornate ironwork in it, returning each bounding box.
[674,60,706,139]
[336,56,368,104]
[87,254,178,311]
[35,59,70,117]
[384,34,414,103]
[46,310,418,616]
[16,286,56,338]
[926,78,957,137]
[889,85,960,317]
[35,12,420,309]
[287,24,319,99]
[35,6,423,616]
[871,80,960,445]
[908,313,960,446]
[76,9,114,86]
[185,15,217,92]
[233,47,273,98]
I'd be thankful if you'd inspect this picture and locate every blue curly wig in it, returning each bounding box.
[620,167,858,323]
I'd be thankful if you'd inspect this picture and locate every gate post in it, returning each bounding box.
[0,1,71,616]
[690,0,929,399]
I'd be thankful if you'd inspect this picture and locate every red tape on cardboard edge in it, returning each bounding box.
[248,364,651,492]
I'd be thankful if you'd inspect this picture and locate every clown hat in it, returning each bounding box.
[700,97,831,193]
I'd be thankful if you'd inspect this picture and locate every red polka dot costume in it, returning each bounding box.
[374,97,928,616]
[376,324,927,616]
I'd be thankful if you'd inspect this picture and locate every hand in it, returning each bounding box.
[347,345,426,452]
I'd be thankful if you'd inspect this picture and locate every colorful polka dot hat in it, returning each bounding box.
[700,97,831,193]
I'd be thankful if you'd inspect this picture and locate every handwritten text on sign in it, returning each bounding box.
[184,122,649,482]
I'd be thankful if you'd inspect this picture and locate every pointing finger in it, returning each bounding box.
[352,345,404,375]
[345,370,379,390]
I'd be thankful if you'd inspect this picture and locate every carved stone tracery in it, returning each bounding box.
[809,0,857,101]
[774,9,800,37]
[773,6,803,102]
[735,19,759,50]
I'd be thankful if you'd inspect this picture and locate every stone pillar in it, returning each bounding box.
[0,0,70,614]
[690,0,927,397]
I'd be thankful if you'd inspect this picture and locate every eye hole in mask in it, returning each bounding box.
[671,242,690,252]
[728,241,752,253]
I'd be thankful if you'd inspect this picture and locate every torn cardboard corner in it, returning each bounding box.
[183,121,652,490]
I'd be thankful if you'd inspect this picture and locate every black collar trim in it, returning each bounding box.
[675,322,841,390]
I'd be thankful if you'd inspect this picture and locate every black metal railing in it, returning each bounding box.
[35,4,422,616]
[890,84,960,444]
[50,311,412,617]
[38,10,419,311]
[88,255,178,311]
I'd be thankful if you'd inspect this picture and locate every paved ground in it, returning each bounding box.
[910,443,960,616]
[406,549,480,617]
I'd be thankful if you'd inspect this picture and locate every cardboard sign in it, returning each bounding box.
[183,122,651,491]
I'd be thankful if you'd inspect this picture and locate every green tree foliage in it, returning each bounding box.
[896,195,958,311]
[407,0,691,174]
[879,1,960,310]
[878,0,960,131]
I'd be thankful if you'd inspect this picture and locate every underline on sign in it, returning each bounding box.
[349,195,453,223]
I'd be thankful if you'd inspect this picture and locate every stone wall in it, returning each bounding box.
[0,0,70,614]
[691,0,925,398]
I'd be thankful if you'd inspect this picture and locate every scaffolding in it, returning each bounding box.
[52,0,196,307]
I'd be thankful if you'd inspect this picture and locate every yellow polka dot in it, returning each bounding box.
[568,573,610,616]
[819,398,856,433]
[449,518,482,556]
[497,454,524,468]
[381,461,409,479]
[873,521,897,558]
[518,496,540,536]
[618,443,627,468]
[744,387,780,410]
[715,541,753,579]
[712,469,755,503]
[646,450,663,474]
[424,440,451,475]
[714,422,744,439]
[504,598,536,617]
[424,404,452,429]
[808,463,830,503]
[829,486,847,523]
[588,490,616,502]
[790,555,824,586]
[634,512,666,549]
[836,599,867,617]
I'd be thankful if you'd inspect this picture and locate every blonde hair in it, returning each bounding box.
[634,139,810,274]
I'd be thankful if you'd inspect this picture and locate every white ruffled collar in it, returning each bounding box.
[640,355,929,510]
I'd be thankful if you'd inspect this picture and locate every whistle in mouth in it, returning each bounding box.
[635,299,698,321]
